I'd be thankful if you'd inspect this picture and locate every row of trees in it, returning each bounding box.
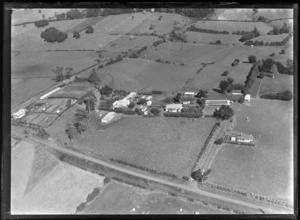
[213,105,234,120]
[260,90,292,101]
[268,22,291,35]
[65,109,89,142]
[52,67,74,82]
[239,27,260,42]
[260,58,293,75]
[34,19,49,27]
[187,25,229,34]
[244,35,291,46]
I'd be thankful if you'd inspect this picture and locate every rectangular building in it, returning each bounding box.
[101,112,116,123]
[205,100,231,106]
[165,104,183,112]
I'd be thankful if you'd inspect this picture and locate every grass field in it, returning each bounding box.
[186,31,241,45]
[83,181,226,214]
[258,74,293,96]
[194,20,272,35]
[66,16,105,33]
[63,117,217,177]
[251,34,290,43]
[11,140,104,214]
[11,51,97,107]
[210,9,255,21]
[90,58,195,92]
[209,99,293,203]
[256,9,293,20]
[268,19,293,29]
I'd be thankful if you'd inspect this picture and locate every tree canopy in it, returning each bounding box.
[213,105,234,120]
[41,27,68,43]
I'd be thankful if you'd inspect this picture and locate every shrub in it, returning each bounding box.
[153,39,164,47]
[114,108,135,115]
[86,188,100,203]
[270,53,275,57]
[100,85,113,96]
[56,13,66,21]
[215,40,221,44]
[150,108,160,116]
[214,138,223,145]
[239,32,256,42]
[248,55,257,63]
[129,53,138,58]
[260,90,292,101]
[128,102,135,109]
[76,202,86,213]
[213,105,234,120]
[85,25,94,34]
[41,27,68,43]
[137,98,147,105]
[152,90,163,94]
[238,96,245,104]
[221,70,229,76]
[34,19,49,28]
[163,112,202,118]
[188,25,229,34]
[73,31,80,39]
[104,177,111,184]
[195,90,208,98]
[66,9,84,19]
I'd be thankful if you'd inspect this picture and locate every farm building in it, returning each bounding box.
[113,99,130,109]
[205,100,231,106]
[101,112,116,123]
[182,101,191,105]
[183,92,196,97]
[40,88,62,100]
[124,92,137,102]
[165,104,183,112]
[146,100,152,106]
[244,94,251,102]
[230,133,254,143]
[137,105,148,112]
[146,96,152,100]
[231,90,243,95]
[12,109,27,119]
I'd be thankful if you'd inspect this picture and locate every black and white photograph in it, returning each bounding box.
[4,3,296,217]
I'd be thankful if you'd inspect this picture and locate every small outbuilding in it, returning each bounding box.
[165,104,183,112]
[244,94,251,102]
[12,109,27,119]
[101,112,116,123]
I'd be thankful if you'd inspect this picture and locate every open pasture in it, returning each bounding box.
[186,31,241,45]
[93,58,195,92]
[11,51,97,107]
[209,99,293,203]
[210,9,254,21]
[66,16,105,33]
[194,20,272,35]
[258,74,293,96]
[255,9,293,20]
[83,181,225,214]
[23,112,58,128]
[250,33,290,43]
[268,18,293,29]
[72,117,217,177]
[49,83,94,100]
[130,12,190,35]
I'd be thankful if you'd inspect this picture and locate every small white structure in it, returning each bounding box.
[182,101,191,105]
[113,99,130,109]
[129,35,135,40]
[101,112,116,123]
[165,104,183,112]
[12,109,27,119]
[205,100,231,106]
[231,90,243,95]
[151,8,155,13]
[146,100,152,106]
[40,88,62,100]
[244,94,251,102]
[231,133,254,143]
[183,92,196,97]
[146,95,152,100]
[141,95,147,99]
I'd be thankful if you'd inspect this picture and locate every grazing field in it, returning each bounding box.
[250,34,290,43]
[194,21,272,35]
[130,13,190,35]
[83,181,226,214]
[90,58,195,92]
[256,9,293,20]
[210,9,254,21]
[268,19,293,29]
[209,99,293,203]
[66,16,105,33]
[258,74,293,96]
[70,117,217,177]
[186,31,241,45]
[225,63,253,85]
[11,140,104,214]
[49,83,94,99]
[11,51,97,107]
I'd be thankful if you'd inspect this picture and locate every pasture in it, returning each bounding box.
[11,51,97,107]
[258,74,293,96]
[210,9,254,21]
[251,34,290,43]
[83,181,225,214]
[11,141,104,214]
[72,117,217,177]
[91,58,195,92]
[49,83,95,100]
[209,99,294,203]
[186,32,241,45]
[194,20,272,35]
[255,9,293,20]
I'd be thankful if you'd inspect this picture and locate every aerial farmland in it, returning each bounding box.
[9,6,294,216]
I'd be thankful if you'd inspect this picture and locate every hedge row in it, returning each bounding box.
[153,39,165,47]
[113,108,135,115]
[105,56,123,66]
[245,35,291,46]
[109,157,180,179]
[163,112,202,118]
[111,176,148,189]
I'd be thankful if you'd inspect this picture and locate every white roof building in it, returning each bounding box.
[124,92,137,101]
[205,100,231,106]
[183,92,196,96]
[146,100,152,106]
[101,112,116,123]
[146,96,152,100]
[40,88,62,100]
[12,109,27,119]
[165,104,183,112]
[113,99,130,109]
[244,94,251,101]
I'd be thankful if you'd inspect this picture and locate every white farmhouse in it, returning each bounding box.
[165,104,183,112]
[12,109,27,119]
[244,94,251,102]
[101,112,116,123]
[112,99,130,109]
[205,100,231,106]
[183,92,196,97]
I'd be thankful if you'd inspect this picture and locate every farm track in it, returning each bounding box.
[11,129,292,215]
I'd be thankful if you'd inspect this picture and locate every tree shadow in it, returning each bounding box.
[212,88,223,94]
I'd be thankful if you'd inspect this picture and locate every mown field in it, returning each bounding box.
[194,20,272,35]
[11,141,104,214]
[186,31,241,45]
[210,9,255,21]
[66,117,217,177]
[90,58,195,92]
[82,181,226,214]
[251,33,290,43]
[11,51,98,107]
[258,74,293,96]
[209,99,294,203]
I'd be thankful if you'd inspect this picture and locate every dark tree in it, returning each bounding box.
[191,169,211,183]
[150,108,160,116]
[56,13,66,21]
[74,121,86,135]
[100,85,113,96]
[219,80,229,94]
[248,55,257,63]
[85,25,94,34]
[227,77,234,84]
[65,123,76,142]
[74,109,89,124]
[52,67,64,81]
[195,90,208,98]
[41,27,68,43]
[128,102,135,109]
[88,69,100,85]
[215,40,221,44]
[65,67,73,79]
[213,105,234,120]
[66,9,84,19]
[261,58,275,72]
[73,31,80,39]
[34,19,49,28]
[196,98,205,107]
[238,96,245,104]
[86,9,101,18]
[221,70,229,76]
[173,93,181,103]
[214,138,223,145]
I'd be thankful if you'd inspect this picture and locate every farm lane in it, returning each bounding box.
[12,130,292,215]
